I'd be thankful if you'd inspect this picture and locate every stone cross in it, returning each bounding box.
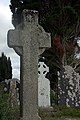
[7,9,51,120]
[38,61,50,107]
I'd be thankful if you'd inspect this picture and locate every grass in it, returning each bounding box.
[0,82,80,120]
[41,117,80,120]
[39,105,80,120]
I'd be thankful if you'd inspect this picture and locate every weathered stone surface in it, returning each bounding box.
[9,78,20,107]
[7,9,51,120]
[58,65,80,108]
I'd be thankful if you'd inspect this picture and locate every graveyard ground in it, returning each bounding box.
[39,105,80,120]
[41,117,80,120]
[0,82,80,120]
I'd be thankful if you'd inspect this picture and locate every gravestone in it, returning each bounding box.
[9,78,20,106]
[58,65,80,108]
[9,79,18,107]
[38,61,50,107]
[7,10,51,120]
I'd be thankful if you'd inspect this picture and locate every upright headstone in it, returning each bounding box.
[38,61,50,107]
[7,10,51,120]
[9,79,17,107]
[9,78,20,106]
[58,65,80,108]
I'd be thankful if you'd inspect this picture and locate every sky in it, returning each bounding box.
[0,0,20,79]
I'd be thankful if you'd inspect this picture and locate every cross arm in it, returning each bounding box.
[37,25,51,48]
[7,29,22,48]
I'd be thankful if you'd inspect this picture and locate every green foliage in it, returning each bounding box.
[10,0,40,26]
[9,0,80,41]
[40,1,79,37]
[9,0,80,65]
[0,83,19,120]
[50,90,58,105]
[0,53,12,82]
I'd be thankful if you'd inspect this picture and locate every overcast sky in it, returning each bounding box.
[0,0,20,79]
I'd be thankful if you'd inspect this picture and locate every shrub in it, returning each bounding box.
[0,83,19,120]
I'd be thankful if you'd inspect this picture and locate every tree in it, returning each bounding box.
[10,0,80,64]
[40,0,80,65]
[10,0,40,27]
[9,0,80,101]
[0,53,12,82]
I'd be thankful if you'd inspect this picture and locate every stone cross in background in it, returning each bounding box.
[7,10,51,120]
[38,61,50,107]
